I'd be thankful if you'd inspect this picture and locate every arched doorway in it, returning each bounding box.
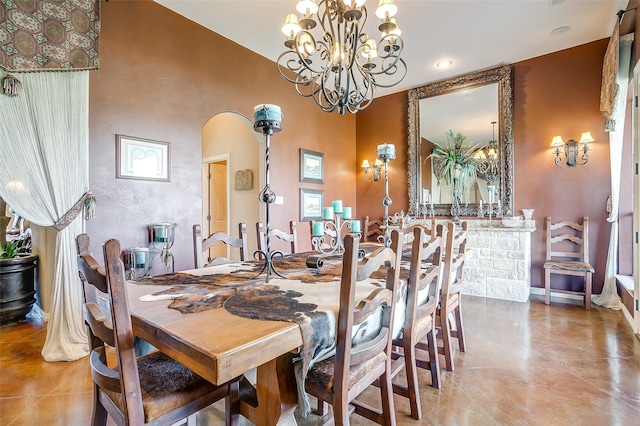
[202,113,262,260]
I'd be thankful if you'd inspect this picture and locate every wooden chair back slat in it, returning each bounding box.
[435,221,468,372]
[388,225,444,419]
[544,216,593,309]
[363,216,384,243]
[77,234,239,425]
[103,238,146,423]
[257,221,298,254]
[441,222,468,298]
[306,230,402,424]
[193,223,248,268]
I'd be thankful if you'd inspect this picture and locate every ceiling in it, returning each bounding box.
[154,0,628,98]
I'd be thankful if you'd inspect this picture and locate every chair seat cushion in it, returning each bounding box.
[103,351,223,422]
[306,352,387,393]
[544,260,594,273]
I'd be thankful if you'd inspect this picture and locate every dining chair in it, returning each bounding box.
[76,234,240,426]
[543,216,594,310]
[436,221,469,372]
[389,225,444,420]
[305,230,402,425]
[193,223,248,268]
[363,215,384,243]
[256,220,298,255]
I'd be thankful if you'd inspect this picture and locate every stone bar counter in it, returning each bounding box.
[410,218,536,302]
[462,219,536,302]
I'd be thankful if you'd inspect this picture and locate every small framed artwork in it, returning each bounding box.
[116,135,170,182]
[300,148,324,184]
[300,188,324,221]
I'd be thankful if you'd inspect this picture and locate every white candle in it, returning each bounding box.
[322,206,334,220]
[479,200,483,211]
[342,206,352,219]
[312,221,324,236]
[332,200,343,214]
[488,186,495,204]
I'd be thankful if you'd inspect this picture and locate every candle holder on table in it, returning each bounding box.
[485,185,502,227]
[477,200,485,218]
[148,222,177,273]
[123,247,153,280]
[310,202,361,255]
[253,104,284,282]
[377,143,395,247]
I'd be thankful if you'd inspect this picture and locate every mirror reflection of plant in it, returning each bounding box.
[427,130,480,203]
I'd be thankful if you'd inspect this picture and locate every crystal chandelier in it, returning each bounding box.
[277,0,407,115]
[474,121,500,183]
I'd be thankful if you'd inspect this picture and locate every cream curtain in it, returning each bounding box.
[593,34,633,309]
[0,71,90,361]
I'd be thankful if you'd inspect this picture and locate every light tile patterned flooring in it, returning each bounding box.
[1,294,639,425]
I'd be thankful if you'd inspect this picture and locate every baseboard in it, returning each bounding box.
[621,302,635,332]
[529,287,583,301]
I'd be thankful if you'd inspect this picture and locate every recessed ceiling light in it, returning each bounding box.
[550,26,570,36]
[436,60,453,69]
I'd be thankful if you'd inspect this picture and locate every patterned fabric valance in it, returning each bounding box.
[0,0,100,72]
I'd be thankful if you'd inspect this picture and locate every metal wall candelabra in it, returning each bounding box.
[148,222,176,274]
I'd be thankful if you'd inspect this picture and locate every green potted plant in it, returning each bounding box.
[1,226,38,324]
[427,130,480,203]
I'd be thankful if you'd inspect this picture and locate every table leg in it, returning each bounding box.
[240,353,298,426]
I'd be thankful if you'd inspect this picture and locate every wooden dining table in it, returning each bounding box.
[126,249,390,426]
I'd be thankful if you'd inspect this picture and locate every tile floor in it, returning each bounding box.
[1,294,639,425]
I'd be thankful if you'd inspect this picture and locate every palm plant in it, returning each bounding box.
[427,130,480,203]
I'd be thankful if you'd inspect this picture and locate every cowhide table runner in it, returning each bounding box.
[134,250,393,415]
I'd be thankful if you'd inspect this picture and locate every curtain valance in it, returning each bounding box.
[0,0,100,72]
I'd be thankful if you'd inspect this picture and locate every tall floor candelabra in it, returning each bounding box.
[253,104,284,282]
[377,143,395,247]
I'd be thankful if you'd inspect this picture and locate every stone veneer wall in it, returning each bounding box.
[462,220,535,302]
[408,218,536,302]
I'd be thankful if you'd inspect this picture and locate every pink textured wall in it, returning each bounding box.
[357,39,612,293]
[87,0,356,269]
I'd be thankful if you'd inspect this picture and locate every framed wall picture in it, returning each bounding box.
[300,148,324,184]
[300,188,324,221]
[116,135,171,182]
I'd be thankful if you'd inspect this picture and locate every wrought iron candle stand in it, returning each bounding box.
[310,213,360,255]
[148,222,176,274]
[377,143,395,247]
[253,105,284,282]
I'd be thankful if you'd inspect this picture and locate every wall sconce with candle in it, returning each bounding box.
[361,158,383,182]
[550,132,594,167]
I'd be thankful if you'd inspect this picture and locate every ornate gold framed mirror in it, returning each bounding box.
[407,65,514,217]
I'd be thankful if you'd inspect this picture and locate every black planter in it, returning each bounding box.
[0,254,38,324]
